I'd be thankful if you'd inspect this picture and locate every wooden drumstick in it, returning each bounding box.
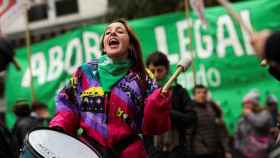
[12,58,21,71]
[217,0,268,66]
[217,0,253,36]
[161,54,192,94]
[260,59,269,67]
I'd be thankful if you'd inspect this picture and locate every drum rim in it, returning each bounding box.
[24,127,101,158]
[23,136,45,158]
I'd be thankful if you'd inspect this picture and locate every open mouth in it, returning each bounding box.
[108,38,120,47]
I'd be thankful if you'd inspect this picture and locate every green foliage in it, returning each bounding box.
[104,0,247,22]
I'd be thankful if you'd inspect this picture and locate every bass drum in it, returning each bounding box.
[20,127,101,158]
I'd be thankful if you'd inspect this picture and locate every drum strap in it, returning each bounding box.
[82,132,139,158]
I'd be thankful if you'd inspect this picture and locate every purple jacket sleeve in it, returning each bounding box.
[49,69,81,135]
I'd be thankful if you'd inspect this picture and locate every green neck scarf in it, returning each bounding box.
[98,55,132,92]
[157,71,173,87]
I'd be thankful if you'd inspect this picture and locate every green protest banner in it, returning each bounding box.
[5,0,280,132]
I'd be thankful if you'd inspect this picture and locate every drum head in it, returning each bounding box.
[26,128,100,158]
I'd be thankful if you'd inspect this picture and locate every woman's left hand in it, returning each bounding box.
[160,88,172,97]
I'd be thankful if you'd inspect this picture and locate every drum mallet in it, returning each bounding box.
[217,0,268,67]
[161,54,192,94]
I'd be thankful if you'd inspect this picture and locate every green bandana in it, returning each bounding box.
[98,55,132,92]
[157,71,173,87]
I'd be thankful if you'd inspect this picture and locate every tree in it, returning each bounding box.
[104,0,247,22]
[105,0,182,22]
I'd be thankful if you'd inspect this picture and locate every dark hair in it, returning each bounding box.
[100,19,148,92]
[146,51,170,71]
[31,101,47,112]
[13,100,31,117]
[192,84,207,95]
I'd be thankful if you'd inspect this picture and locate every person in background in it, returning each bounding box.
[265,95,279,128]
[207,94,231,158]
[31,101,50,126]
[12,100,42,149]
[145,51,196,158]
[49,19,172,158]
[235,90,274,158]
[190,85,231,158]
[265,95,280,142]
[252,31,280,157]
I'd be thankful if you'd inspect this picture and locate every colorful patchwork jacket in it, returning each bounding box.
[49,61,171,158]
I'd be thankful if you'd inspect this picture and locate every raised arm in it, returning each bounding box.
[141,78,172,135]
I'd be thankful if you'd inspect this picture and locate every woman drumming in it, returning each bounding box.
[49,19,172,158]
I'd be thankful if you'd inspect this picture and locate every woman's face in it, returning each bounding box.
[103,22,130,59]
